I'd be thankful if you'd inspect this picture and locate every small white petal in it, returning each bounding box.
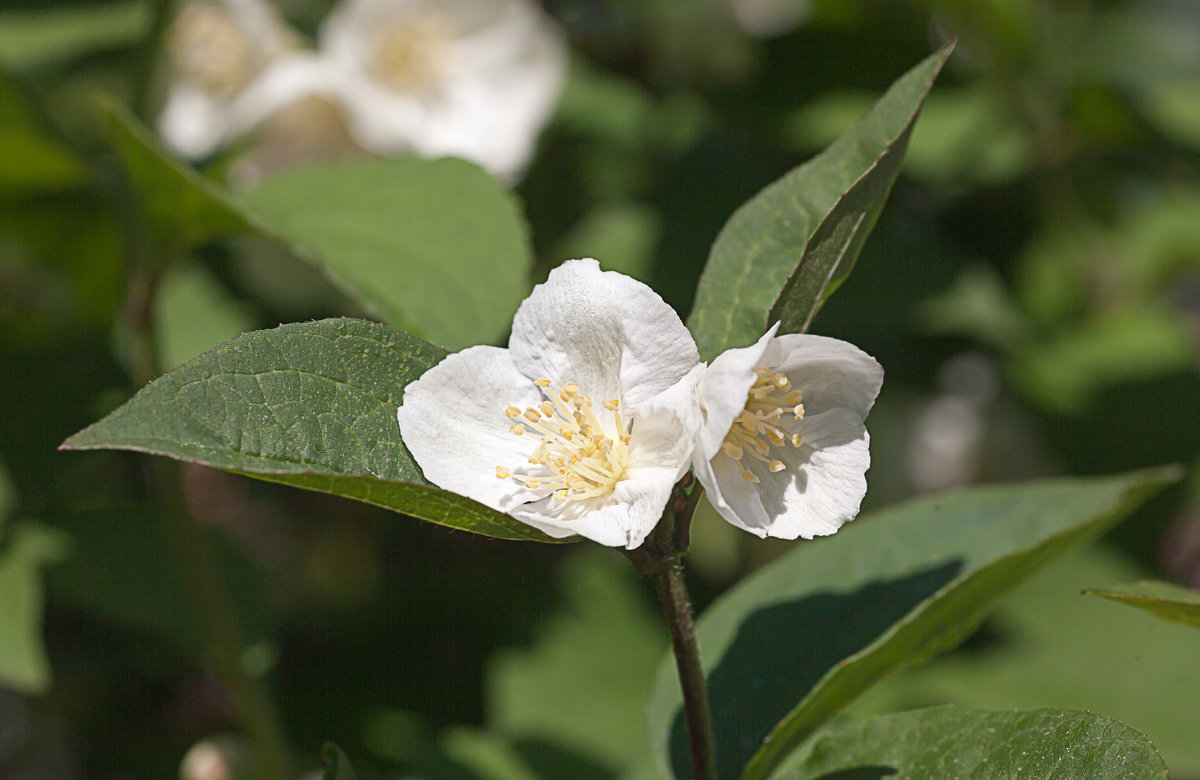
[509,259,699,419]
[158,83,230,159]
[396,346,544,512]
[695,324,778,461]
[226,53,337,140]
[762,333,883,419]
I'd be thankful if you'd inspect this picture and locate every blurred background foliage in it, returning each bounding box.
[2,0,1200,777]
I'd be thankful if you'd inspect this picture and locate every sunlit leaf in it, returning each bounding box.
[60,318,559,542]
[687,42,952,360]
[237,158,533,350]
[1085,579,1200,631]
[646,468,1178,780]
[773,706,1168,779]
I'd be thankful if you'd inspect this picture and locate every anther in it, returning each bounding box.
[769,460,785,472]
[603,399,619,411]
[496,467,511,479]
[741,469,760,484]
[509,424,525,435]
[785,390,803,405]
[505,405,521,418]
[534,378,551,388]
[523,408,541,423]
[793,403,805,419]
[539,401,555,417]
[773,373,790,389]
[791,433,805,447]
[723,441,743,459]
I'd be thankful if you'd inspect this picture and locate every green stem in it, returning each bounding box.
[654,556,717,780]
[134,0,175,122]
[632,476,716,780]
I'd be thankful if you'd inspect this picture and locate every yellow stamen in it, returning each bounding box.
[495,378,631,510]
[719,364,805,479]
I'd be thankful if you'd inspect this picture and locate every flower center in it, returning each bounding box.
[169,2,257,97]
[721,365,806,483]
[496,378,631,504]
[372,12,453,94]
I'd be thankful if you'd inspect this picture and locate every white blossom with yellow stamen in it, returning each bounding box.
[158,0,297,159]
[318,0,567,181]
[693,323,883,539]
[396,259,701,549]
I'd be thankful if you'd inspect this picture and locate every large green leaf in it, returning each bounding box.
[0,523,67,694]
[646,468,1176,780]
[1085,579,1200,631]
[60,318,557,542]
[686,43,952,360]
[96,95,252,252]
[237,158,533,350]
[853,546,1200,775]
[772,706,1168,779]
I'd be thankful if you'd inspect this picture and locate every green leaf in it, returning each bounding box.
[1085,580,1200,631]
[95,95,252,252]
[0,1,149,69]
[237,158,533,350]
[853,546,1200,776]
[686,42,952,360]
[321,743,359,780]
[60,318,558,542]
[646,468,1177,780]
[0,523,68,694]
[772,706,1168,779]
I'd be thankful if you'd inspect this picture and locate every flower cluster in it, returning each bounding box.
[158,0,567,181]
[397,260,883,549]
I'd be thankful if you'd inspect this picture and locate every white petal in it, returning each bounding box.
[318,0,566,179]
[222,0,295,56]
[706,408,870,539]
[509,259,699,418]
[226,54,336,139]
[396,346,544,512]
[763,333,883,419]
[158,83,231,159]
[694,324,778,461]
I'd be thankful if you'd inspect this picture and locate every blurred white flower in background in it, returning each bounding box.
[158,0,297,158]
[730,0,811,38]
[157,0,568,183]
[319,0,567,181]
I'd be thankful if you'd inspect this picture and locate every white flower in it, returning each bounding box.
[693,323,883,540]
[730,0,810,38]
[318,0,568,181]
[397,259,701,548]
[158,0,297,159]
